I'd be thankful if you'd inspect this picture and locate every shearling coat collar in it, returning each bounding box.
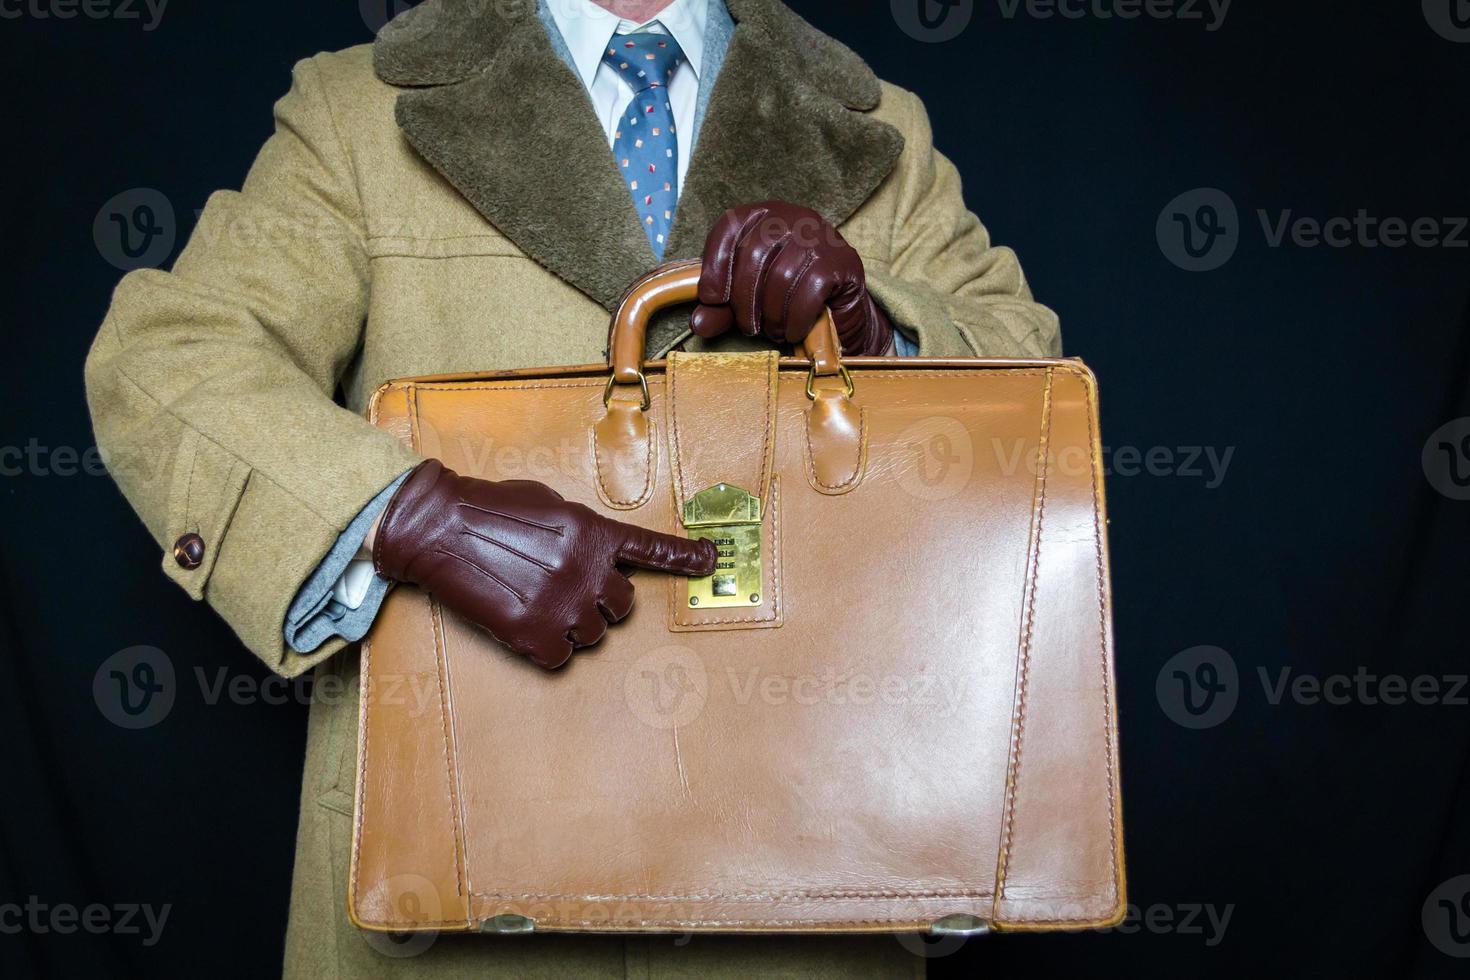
[373,0,904,353]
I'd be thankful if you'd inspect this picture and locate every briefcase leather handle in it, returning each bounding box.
[607,259,845,388]
[595,260,864,510]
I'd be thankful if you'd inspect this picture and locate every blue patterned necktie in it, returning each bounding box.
[603,32,685,258]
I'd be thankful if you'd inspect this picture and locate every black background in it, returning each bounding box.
[2,1,1468,977]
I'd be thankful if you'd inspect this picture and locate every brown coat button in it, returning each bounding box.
[173,533,206,570]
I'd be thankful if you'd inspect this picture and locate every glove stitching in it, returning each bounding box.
[458,500,566,535]
[748,232,790,337]
[782,249,819,339]
[460,526,555,572]
[433,548,527,605]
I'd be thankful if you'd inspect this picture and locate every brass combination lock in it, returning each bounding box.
[681,483,763,608]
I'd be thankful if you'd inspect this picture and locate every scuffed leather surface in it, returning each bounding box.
[354,358,1124,935]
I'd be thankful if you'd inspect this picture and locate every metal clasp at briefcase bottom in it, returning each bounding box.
[681,483,762,609]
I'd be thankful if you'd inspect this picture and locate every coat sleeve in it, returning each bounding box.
[84,56,420,678]
[862,88,1063,358]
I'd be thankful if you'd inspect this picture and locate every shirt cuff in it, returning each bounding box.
[283,471,410,654]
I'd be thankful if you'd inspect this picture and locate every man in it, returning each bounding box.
[86,0,1060,975]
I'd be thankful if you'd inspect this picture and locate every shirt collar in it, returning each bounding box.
[547,0,708,91]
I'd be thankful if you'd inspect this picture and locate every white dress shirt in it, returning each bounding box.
[545,0,707,192]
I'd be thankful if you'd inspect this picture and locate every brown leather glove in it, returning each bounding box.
[690,200,895,355]
[373,460,717,670]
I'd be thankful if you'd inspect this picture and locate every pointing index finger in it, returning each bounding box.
[614,523,718,576]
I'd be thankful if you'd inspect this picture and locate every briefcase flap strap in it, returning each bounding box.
[666,350,778,510]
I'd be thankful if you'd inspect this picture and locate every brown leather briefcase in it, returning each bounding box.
[350,260,1125,937]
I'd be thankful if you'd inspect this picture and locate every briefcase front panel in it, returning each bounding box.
[350,349,1125,936]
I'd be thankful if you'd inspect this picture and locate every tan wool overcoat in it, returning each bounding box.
[85,1,1060,976]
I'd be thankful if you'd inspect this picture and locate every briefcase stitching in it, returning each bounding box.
[1085,373,1124,914]
[591,415,658,509]
[468,886,994,901]
[357,362,1120,930]
[995,368,1054,910]
[803,403,869,495]
[429,599,468,900]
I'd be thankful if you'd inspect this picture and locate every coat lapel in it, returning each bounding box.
[380,1,656,311]
[665,0,905,260]
[374,0,905,350]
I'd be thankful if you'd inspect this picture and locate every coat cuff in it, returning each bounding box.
[196,441,419,679]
